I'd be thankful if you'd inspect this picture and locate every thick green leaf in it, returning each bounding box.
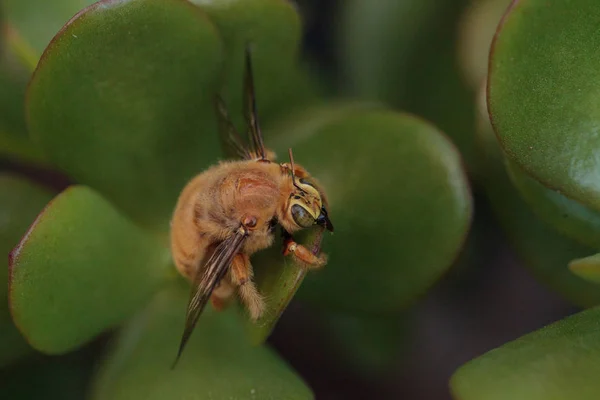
[9,185,170,354]
[339,0,477,173]
[244,228,323,345]
[506,160,600,249]
[475,83,600,308]
[4,0,97,65]
[262,105,472,314]
[192,0,321,129]
[91,283,313,400]
[450,307,600,400]
[489,0,600,211]
[27,0,224,230]
[0,173,54,366]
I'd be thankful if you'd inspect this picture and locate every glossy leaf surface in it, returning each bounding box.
[0,174,54,366]
[264,105,473,314]
[475,86,600,308]
[489,0,600,211]
[27,0,223,230]
[91,284,313,400]
[9,185,170,354]
[451,307,600,400]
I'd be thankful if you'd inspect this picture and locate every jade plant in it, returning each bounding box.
[4,0,597,398]
[1,0,472,398]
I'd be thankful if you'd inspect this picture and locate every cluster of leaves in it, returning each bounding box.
[341,0,600,397]
[2,0,598,398]
[0,0,472,398]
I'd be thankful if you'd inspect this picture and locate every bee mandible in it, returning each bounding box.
[170,46,333,364]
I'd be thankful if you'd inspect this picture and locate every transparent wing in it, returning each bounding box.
[215,94,252,160]
[172,228,248,367]
[243,45,267,160]
[215,46,267,161]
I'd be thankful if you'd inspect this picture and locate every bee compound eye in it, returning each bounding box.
[290,204,313,228]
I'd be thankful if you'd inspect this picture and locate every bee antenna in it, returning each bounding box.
[288,148,304,192]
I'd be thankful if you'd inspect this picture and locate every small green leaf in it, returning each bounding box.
[569,253,600,284]
[506,160,600,249]
[244,228,322,345]
[9,185,170,354]
[489,0,600,212]
[0,173,54,366]
[26,0,224,230]
[475,84,600,307]
[90,283,314,400]
[266,105,473,314]
[450,307,600,400]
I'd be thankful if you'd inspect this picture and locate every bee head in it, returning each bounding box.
[287,178,334,232]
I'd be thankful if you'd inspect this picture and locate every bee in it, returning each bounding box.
[170,47,333,364]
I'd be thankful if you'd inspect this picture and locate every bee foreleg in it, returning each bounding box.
[282,235,327,269]
[230,253,265,321]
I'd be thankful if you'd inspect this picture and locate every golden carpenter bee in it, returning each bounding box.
[170,47,333,364]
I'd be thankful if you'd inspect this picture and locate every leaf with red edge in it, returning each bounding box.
[0,173,54,366]
[9,185,171,354]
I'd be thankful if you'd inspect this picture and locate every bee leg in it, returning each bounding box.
[282,235,327,269]
[230,253,265,321]
[210,278,235,311]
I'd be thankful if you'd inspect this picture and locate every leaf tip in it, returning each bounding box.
[568,253,600,284]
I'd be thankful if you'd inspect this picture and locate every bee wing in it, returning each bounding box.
[172,228,248,367]
[215,46,268,162]
[215,94,252,160]
[243,45,267,161]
